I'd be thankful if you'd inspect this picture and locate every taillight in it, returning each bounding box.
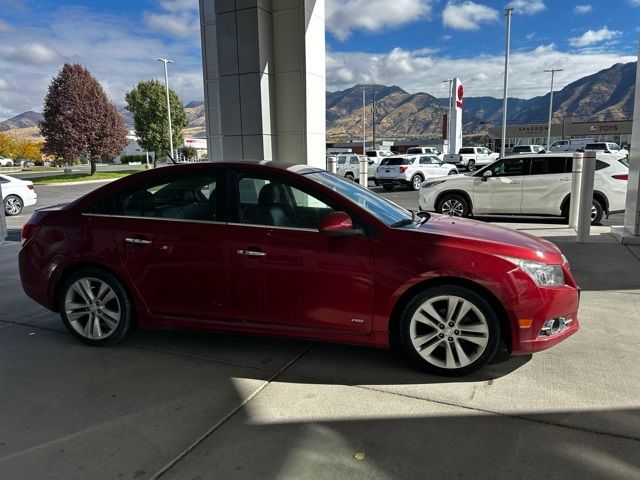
[612,174,628,180]
[400,166,408,173]
[21,222,40,246]
[27,184,34,190]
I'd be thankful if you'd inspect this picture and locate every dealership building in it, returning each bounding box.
[488,119,633,151]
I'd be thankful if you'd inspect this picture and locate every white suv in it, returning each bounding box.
[335,154,377,181]
[374,155,458,191]
[418,153,628,225]
[0,156,14,167]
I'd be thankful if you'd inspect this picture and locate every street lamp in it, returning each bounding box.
[544,68,563,148]
[158,58,174,164]
[501,8,513,156]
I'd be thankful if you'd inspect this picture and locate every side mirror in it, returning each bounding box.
[319,211,359,236]
[481,170,492,181]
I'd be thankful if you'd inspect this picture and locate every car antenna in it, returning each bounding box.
[167,153,178,165]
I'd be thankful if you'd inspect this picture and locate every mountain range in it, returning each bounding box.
[0,62,635,142]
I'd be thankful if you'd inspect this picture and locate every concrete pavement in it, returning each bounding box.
[1,223,640,479]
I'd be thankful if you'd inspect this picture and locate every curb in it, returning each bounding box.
[34,179,118,187]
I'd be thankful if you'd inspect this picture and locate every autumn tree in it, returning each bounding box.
[40,63,127,175]
[125,80,186,167]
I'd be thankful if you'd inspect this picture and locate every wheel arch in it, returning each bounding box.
[560,190,609,215]
[434,189,473,213]
[387,276,512,352]
[51,261,137,321]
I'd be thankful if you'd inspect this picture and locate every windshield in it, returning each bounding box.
[305,171,413,226]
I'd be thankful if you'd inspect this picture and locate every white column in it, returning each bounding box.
[199,0,326,166]
[612,38,640,243]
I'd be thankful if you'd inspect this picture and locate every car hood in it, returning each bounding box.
[409,214,563,263]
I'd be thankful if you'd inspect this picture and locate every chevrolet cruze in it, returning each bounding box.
[19,162,579,375]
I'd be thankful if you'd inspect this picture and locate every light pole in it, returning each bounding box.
[501,8,513,156]
[158,58,174,164]
[442,79,453,152]
[544,68,563,149]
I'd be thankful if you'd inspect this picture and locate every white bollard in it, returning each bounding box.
[568,152,583,229]
[359,156,368,189]
[576,150,596,243]
[327,156,337,174]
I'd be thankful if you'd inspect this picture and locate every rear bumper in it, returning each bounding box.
[374,177,411,186]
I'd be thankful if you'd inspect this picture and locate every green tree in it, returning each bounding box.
[40,64,127,175]
[179,145,198,161]
[125,80,186,167]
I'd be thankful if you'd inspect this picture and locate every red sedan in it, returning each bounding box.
[19,162,579,375]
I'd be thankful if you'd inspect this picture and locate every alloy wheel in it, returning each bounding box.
[5,196,22,215]
[409,295,489,369]
[591,204,597,221]
[413,176,422,190]
[441,199,465,216]
[64,277,121,340]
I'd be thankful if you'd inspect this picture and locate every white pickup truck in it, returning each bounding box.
[443,147,498,171]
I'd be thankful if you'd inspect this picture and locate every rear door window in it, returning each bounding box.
[530,157,566,175]
[459,148,474,154]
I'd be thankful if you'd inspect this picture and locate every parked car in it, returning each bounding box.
[443,147,498,171]
[584,142,628,159]
[18,161,579,375]
[511,145,546,154]
[1,174,37,216]
[406,146,444,160]
[335,154,377,181]
[375,155,458,191]
[418,153,628,225]
[0,156,14,167]
[549,138,594,152]
[365,150,393,161]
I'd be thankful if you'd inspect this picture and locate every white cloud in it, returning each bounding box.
[526,32,536,40]
[0,19,12,32]
[569,27,622,47]
[0,6,204,120]
[326,44,635,99]
[507,0,546,15]
[574,4,592,14]
[442,1,499,31]
[143,0,200,38]
[326,0,432,41]
[630,0,640,6]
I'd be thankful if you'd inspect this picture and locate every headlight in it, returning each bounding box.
[499,256,565,287]
[421,180,447,189]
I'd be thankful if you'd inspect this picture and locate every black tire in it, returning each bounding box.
[345,172,355,181]
[448,169,458,175]
[4,195,23,216]
[397,286,501,376]
[382,184,395,192]
[562,198,604,226]
[410,174,424,191]
[591,199,604,225]
[467,160,476,172]
[58,268,133,346]
[437,193,469,217]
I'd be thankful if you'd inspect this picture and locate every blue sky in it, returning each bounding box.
[0,0,638,120]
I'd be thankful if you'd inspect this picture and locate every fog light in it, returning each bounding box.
[539,316,571,336]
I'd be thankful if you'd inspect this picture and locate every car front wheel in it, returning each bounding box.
[411,175,424,191]
[437,193,469,217]
[4,195,23,216]
[398,286,500,376]
[591,199,604,225]
[59,268,133,346]
[466,160,476,172]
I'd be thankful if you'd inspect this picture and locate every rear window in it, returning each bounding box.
[619,158,630,168]
[564,158,610,172]
[585,143,606,150]
[365,151,377,157]
[459,148,474,154]
[337,156,347,164]
[406,148,421,154]
[512,146,530,153]
[385,157,414,166]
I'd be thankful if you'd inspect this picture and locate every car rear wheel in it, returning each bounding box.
[448,169,457,175]
[437,194,469,217]
[4,195,23,216]
[398,286,500,376]
[411,174,424,191]
[345,173,355,181]
[466,160,476,172]
[59,268,133,346]
[591,199,603,225]
[382,184,395,192]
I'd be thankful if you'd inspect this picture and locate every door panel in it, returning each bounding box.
[522,157,569,215]
[227,172,374,334]
[472,158,529,214]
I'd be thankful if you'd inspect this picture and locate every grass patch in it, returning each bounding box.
[30,170,140,185]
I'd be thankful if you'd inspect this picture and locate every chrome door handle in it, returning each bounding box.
[125,237,152,245]
[560,178,571,181]
[236,249,266,257]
